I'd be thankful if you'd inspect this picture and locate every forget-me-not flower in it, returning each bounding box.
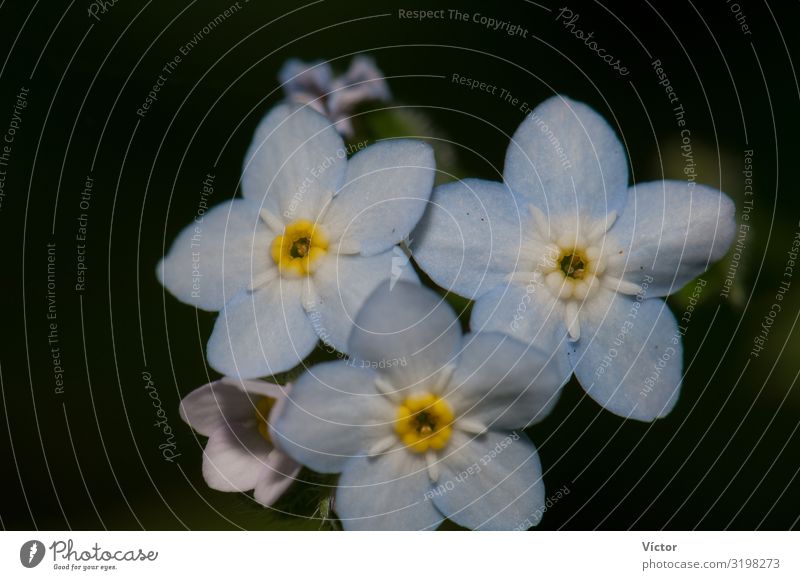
[158,103,434,378]
[180,377,301,507]
[413,96,735,421]
[273,281,562,530]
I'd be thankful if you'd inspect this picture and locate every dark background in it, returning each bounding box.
[1,0,798,530]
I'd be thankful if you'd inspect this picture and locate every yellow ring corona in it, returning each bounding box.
[394,393,454,453]
[271,219,328,277]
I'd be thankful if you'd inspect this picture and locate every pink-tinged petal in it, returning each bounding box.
[180,379,261,437]
[202,423,272,493]
[253,449,303,507]
[279,58,333,101]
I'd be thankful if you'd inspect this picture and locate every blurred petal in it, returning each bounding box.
[570,293,682,421]
[412,179,528,300]
[504,96,629,220]
[323,140,435,256]
[157,199,271,311]
[207,280,318,378]
[328,54,391,117]
[336,452,443,530]
[271,361,394,474]
[241,104,346,221]
[432,431,545,530]
[279,58,333,99]
[606,181,736,296]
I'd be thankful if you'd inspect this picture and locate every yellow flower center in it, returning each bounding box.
[255,396,276,444]
[270,219,328,277]
[394,394,454,454]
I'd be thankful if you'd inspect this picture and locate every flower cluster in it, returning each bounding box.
[162,57,736,529]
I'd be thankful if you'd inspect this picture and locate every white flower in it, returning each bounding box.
[413,96,736,421]
[273,281,562,530]
[179,377,301,507]
[279,55,391,137]
[158,103,435,378]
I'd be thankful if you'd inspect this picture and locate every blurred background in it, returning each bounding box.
[1,0,798,530]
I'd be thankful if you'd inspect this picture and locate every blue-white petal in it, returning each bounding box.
[606,181,736,296]
[207,280,318,378]
[569,293,682,421]
[323,139,435,256]
[157,199,271,311]
[470,283,572,384]
[310,249,418,352]
[271,361,394,474]
[348,281,462,394]
[504,96,629,220]
[336,452,443,530]
[412,179,528,300]
[241,104,347,221]
[432,431,545,530]
[446,332,563,429]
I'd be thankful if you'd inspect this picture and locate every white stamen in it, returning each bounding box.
[301,280,321,311]
[456,418,488,435]
[565,301,581,341]
[591,255,607,275]
[259,209,285,234]
[545,271,565,297]
[573,280,589,301]
[425,452,440,482]
[248,269,278,292]
[373,377,402,403]
[557,232,578,249]
[559,278,576,300]
[368,435,397,456]
[529,205,550,240]
[432,364,456,394]
[602,276,642,295]
[585,246,600,262]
